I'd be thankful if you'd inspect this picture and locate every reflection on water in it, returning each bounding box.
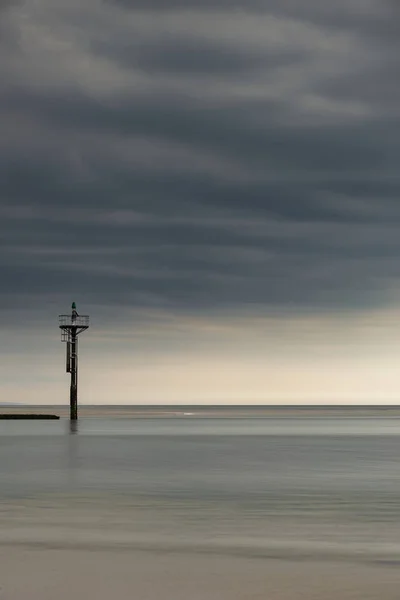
[69,420,79,435]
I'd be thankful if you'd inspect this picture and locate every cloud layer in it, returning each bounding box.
[2,0,400,320]
[1,1,400,402]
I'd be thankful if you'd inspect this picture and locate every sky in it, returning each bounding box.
[1,0,400,405]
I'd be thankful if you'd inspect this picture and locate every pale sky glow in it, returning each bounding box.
[1,0,400,405]
[2,306,400,404]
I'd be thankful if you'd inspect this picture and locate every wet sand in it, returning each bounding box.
[1,544,399,600]
[1,498,400,600]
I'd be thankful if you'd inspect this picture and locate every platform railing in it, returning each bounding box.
[59,315,90,328]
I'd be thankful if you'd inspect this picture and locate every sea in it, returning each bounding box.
[1,406,400,563]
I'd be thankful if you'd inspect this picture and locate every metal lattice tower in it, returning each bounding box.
[59,302,89,421]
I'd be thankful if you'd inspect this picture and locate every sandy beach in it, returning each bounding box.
[1,497,400,600]
[1,544,400,600]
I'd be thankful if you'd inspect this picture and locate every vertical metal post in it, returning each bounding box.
[66,341,71,373]
[70,329,78,421]
[59,303,89,423]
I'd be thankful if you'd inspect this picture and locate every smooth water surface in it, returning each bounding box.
[1,416,400,562]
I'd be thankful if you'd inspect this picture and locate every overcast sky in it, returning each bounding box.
[1,0,400,404]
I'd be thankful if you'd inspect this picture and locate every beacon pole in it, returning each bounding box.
[59,303,89,421]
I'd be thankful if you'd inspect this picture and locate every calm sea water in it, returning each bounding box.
[2,415,400,562]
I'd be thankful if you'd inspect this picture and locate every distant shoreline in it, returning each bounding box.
[0,405,400,419]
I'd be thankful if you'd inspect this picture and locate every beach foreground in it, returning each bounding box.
[1,497,400,600]
[1,545,399,600]
[2,415,400,599]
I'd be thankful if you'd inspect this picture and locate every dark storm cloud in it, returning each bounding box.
[1,0,400,325]
[99,38,305,76]
[108,0,400,41]
[2,87,386,181]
